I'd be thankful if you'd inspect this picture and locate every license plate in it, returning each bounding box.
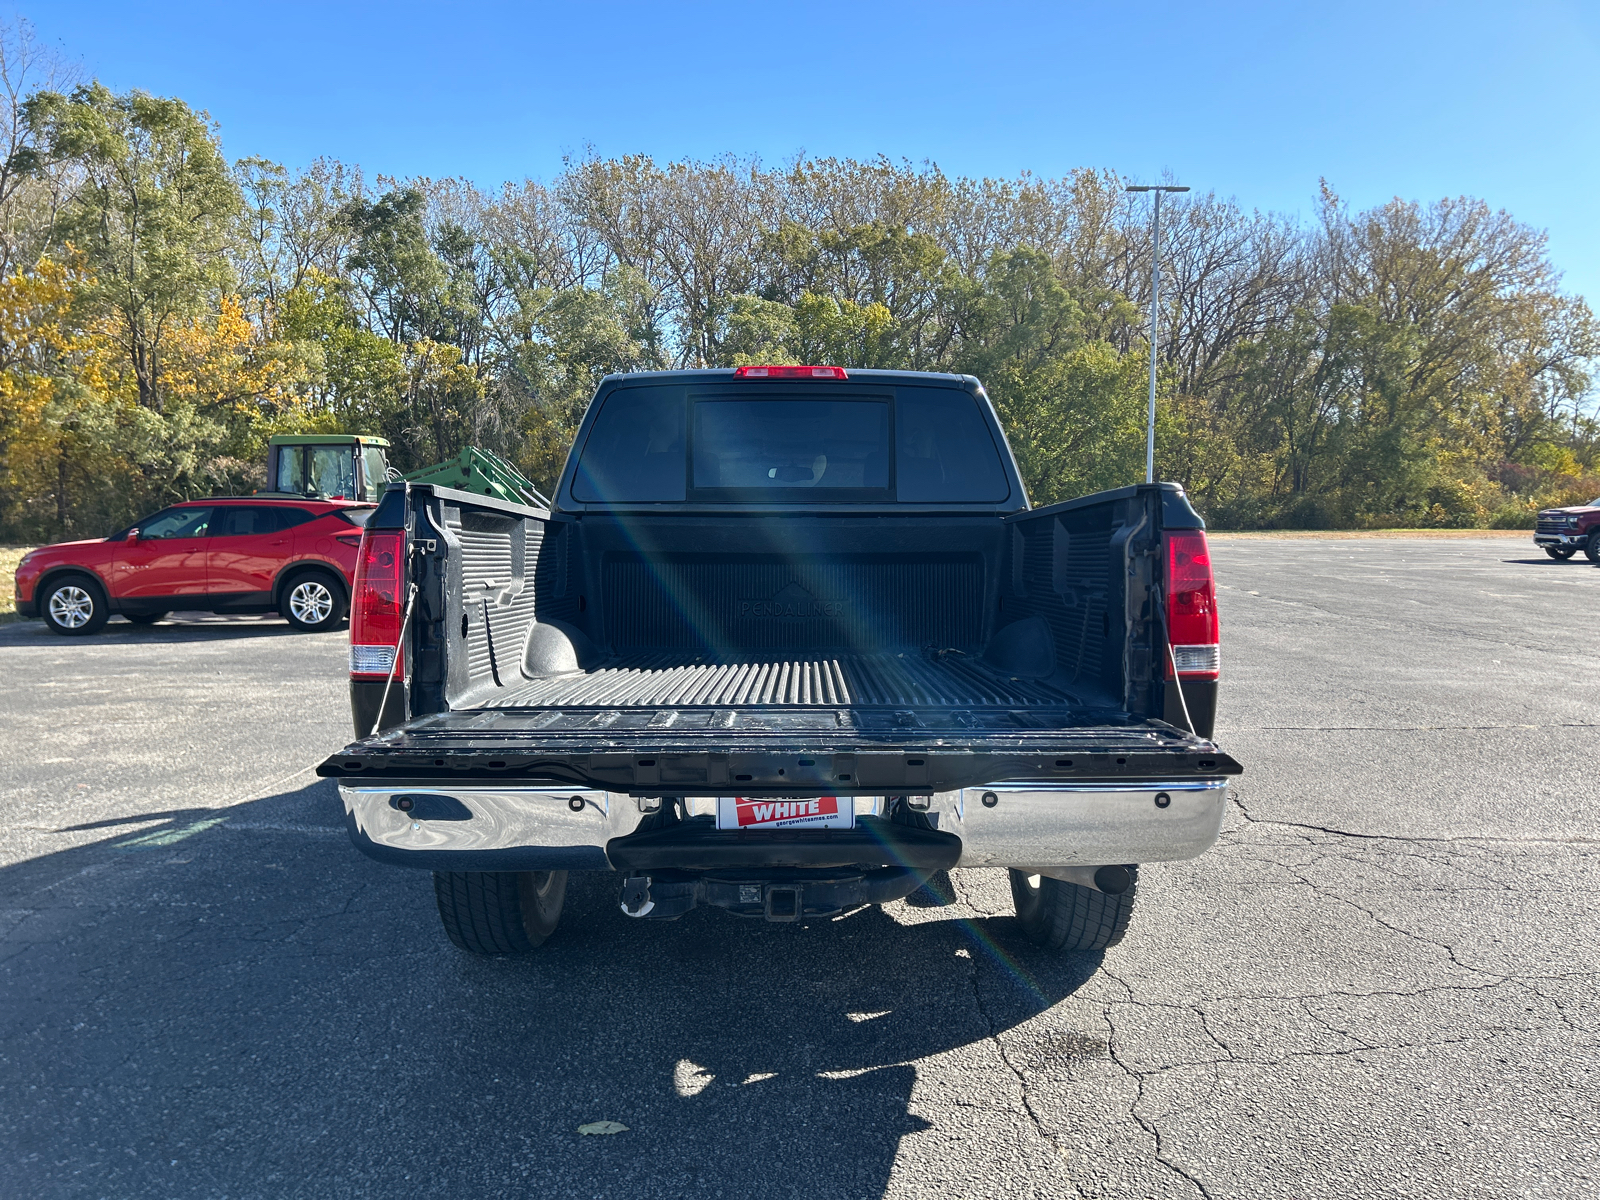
[715,796,856,830]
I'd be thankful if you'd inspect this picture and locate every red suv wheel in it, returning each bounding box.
[280,570,346,632]
[41,574,110,636]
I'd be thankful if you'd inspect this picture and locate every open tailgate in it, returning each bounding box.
[317,702,1241,794]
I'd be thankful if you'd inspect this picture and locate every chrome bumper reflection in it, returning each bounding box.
[338,779,1229,872]
[340,785,620,871]
[940,780,1229,867]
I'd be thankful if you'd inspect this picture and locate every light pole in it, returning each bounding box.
[1126,184,1189,484]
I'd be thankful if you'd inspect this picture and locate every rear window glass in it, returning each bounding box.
[693,400,889,491]
[895,388,1010,502]
[570,383,1010,504]
[571,387,686,502]
[336,508,374,528]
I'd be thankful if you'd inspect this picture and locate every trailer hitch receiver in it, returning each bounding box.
[764,886,801,923]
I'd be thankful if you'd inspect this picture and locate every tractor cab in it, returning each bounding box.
[265,435,393,503]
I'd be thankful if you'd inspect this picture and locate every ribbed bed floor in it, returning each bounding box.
[488,652,1083,710]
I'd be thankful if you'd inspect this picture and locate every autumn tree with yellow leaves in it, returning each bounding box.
[0,18,1595,540]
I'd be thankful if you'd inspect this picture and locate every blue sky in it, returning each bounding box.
[28,0,1600,304]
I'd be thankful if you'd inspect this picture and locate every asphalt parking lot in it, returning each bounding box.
[1,536,1596,1199]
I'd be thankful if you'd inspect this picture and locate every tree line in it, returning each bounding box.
[0,21,1594,541]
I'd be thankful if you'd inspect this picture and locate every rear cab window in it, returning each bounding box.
[693,398,889,498]
[566,378,1014,507]
[572,388,687,501]
[894,387,1010,502]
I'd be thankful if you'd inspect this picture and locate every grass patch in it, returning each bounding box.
[0,546,35,623]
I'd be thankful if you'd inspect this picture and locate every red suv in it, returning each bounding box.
[13,497,374,636]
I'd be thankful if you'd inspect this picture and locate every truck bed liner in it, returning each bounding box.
[487,651,1086,711]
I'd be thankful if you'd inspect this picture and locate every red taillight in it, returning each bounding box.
[349,530,404,679]
[731,364,849,379]
[1164,529,1219,679]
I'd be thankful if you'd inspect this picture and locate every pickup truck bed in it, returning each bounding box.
[320,488,1234,789]
[318,368,1239,953]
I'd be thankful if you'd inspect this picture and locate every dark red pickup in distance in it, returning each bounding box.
[1534,497,1600,562]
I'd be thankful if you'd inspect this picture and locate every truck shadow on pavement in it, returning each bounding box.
[1,780,1101,1199]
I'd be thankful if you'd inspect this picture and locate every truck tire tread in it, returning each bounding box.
[1008,867,1138,952]
[432,870,565,954]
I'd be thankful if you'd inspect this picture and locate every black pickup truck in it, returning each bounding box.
[318,366,1240,956]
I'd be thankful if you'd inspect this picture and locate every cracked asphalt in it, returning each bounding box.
[1,535,1596,1198]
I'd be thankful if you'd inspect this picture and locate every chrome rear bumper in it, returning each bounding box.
[339,778,1229,872]
[942,780,1228,867]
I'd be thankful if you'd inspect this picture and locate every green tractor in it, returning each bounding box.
[264,434,549,508]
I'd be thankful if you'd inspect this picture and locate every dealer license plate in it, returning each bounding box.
[715,796,856,831]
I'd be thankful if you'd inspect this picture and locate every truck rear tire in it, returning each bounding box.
[1008,867,1139,952]
[433,870,567,954]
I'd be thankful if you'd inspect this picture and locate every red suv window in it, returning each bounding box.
[212,505,318,536]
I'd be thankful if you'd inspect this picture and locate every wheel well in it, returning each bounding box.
[273,563,347,606]
[35,566,108,604]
